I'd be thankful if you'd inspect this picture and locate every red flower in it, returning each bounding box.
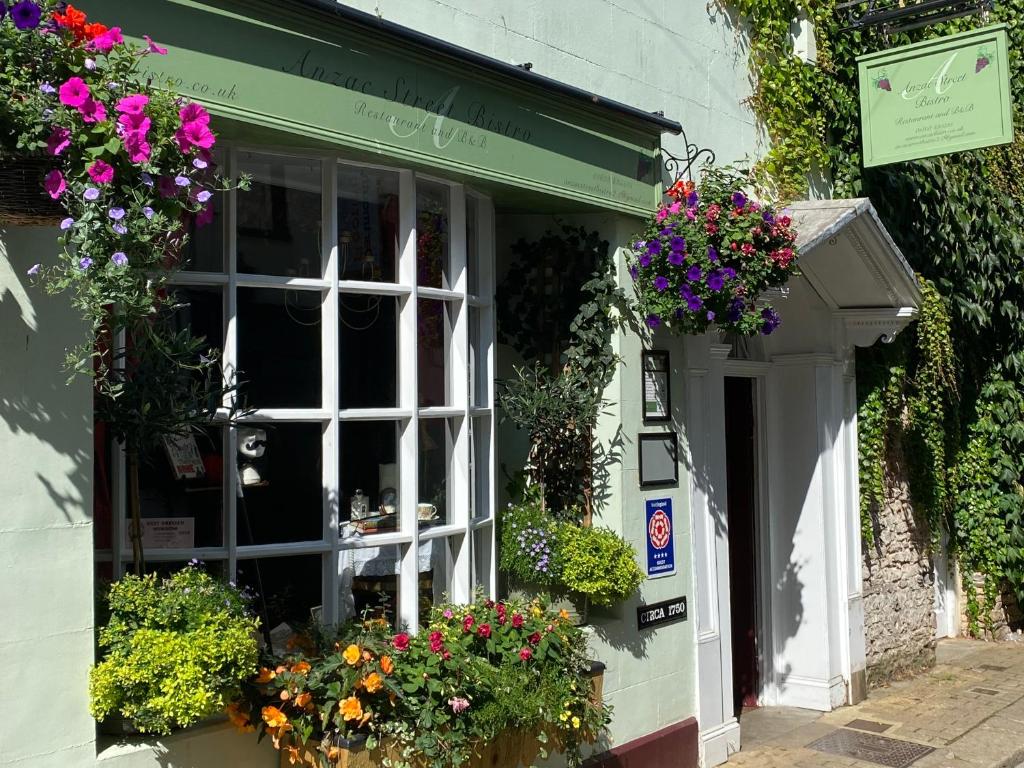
[741,243,755,256]
[485,599,495,609]
[392,633,410,652]
[429,631,444,653]
[84,22,108,41]
[519,647,533,661]
[511,613,524,629]
[53,4,87,41]
[477,623,492,639]
[462,615,475,633]
[443,650,452,660]
[528,632,542,646]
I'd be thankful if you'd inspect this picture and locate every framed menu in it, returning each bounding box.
[642,350,671,423]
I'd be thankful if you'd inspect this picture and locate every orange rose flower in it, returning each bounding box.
[291,661,311,675]
[342,644,361,665]
[380,655,394,675]
[254,667,276,684]
[294,692,313,710]
[262,705,289,729]
[362,672,383,693]
[340,695,363,721]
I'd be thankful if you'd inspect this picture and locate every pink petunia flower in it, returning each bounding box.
[196,204,215,228]
[143,35,168,55]
[118,112,151,135]
[89,26,123,53]
[43,170,66,200]
[123,132,151,163]
[78,98,107,124]
[182,120,216,150]
[46,126,71,156]
[87,160,114,185]
[178,102,210,126]
[448,697,470,714]
[58,77,90,108]
[116,93,149,115]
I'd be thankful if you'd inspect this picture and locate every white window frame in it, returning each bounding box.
[96,146,497,634]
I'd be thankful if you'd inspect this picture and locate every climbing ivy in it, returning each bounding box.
[727,0,1024,628]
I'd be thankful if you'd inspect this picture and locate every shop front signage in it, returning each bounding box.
[645,497,676,578]
[81,0,661,216]
[858,24,1013,167]
[636,596,687,631]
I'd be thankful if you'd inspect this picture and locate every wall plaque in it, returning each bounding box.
[637,596,687,631]
[642,350,670,423]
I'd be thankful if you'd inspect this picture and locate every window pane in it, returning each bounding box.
[419,537,450,626]
[339,294,398,409]
[340,421,400,536]
[418,299,453,408]
[237,152,323,278]
[419,418,452,526]
[470,416,491,520]
[126,560,228,579]
[237,288,322,409]
[466,195,479,295]
[237,554,323,632]
[416,180,450,289]
[472,528,493,593]
[339,546,400,627]
[94,422,114,551]
[181,190,225,273]
[133,427,224,549]
[338,165,399,284]
[236,423,324,545]
[168,285,224,353]
[469,306,490,408]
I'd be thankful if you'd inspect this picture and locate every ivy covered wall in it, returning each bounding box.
[724,0,1024,635]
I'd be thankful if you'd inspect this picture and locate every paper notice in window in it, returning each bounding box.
[124,518,196,549]
[162,433,206,480]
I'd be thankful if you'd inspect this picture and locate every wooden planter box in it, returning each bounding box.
[280,663,606,768]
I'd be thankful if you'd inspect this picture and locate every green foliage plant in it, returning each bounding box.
[89,564,260,734]
[239,592,609,768]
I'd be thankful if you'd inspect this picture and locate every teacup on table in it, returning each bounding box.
[417,503,437,521]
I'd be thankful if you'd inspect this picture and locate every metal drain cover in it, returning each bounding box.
[846,719,893,733]
[808,729,934,768]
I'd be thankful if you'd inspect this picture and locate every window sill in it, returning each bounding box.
[96,716,230,761]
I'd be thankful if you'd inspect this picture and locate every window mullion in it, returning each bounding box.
[398,169,420,633]
[449,184,471,603]
[225,147,240,581]
[482,197,498,597]
[323,157,341,626]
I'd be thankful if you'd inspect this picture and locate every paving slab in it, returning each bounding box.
[727,640,1024,768]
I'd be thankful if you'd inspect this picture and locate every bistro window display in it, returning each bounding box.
[93,149,496,633]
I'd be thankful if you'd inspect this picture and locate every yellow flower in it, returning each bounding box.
[559,711,570,722]
[572,716,581,729]
[342,644,361,665]
[262,705,289,729]
[380,655,394,675]
[362,672,383,693]
[340,695,364,721]
[559,609,571,622]
[531,605,543,618]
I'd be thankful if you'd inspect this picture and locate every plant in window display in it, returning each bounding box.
[236,593,608,768]
[89,563,260,734]
[0,2,249,574]
[626,166,799,336]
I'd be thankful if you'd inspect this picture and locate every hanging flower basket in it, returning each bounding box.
[0,155,65,226]
[627,168,799,336]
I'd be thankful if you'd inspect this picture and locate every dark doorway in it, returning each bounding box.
[724,376,760,715]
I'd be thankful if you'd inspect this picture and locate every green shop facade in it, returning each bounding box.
[2,2,926,767]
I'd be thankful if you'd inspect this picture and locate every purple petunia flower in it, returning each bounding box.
[646,239,661,255]
[762,211,776,225]
[639,254,652,268]
[706,270,725,292]
[111,252,128,267]
[39,82,56,95]
[707,246,719,262]
[78,256,93,270]
[732,191,747,209]
[687,295,704,311]
[193,157,209,170]
[11,0,42,30]
[726,298,745,323]
[686,190,699,207]
[196,189,212,203]
[84,187,100,201]
[26,263,40,276]
[59,217,74,230]
[654,275,670,292]
[660,227,673,237]
[140,172,154,187]
[667,250,685,266]
[707,310,716,322]
[629,265,638,280]
[113,222,127,235]
[108,207,125,221]
[686,265,702,282]
[84,58,96,71]
[174,175,191,187]
[142,206,155,220]
[646,314,661,329]
[723,267,737,279]
[670,236,686,252]
[633,240,644,251]
[760,306,781,335]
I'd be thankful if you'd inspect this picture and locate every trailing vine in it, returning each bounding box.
[727,0,1024,630]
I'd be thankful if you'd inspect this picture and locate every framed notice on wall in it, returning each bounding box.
[638,432,678,488]
[642,350,670,423]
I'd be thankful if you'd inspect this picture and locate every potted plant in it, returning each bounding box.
[89,563,261,735]
[233,593,609,768]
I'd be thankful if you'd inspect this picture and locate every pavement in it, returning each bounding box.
[727,639,1024,768]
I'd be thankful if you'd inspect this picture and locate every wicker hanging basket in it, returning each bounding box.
[0,155,65,227]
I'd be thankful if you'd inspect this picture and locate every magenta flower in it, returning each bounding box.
[116,94,149,115]
[59,77,90,108]
[43,170,66,200]
[518,647,533,661]
[89,27,123,54]
[183,121,216,149]
[429,631,444,653]
[78,98,107,124]
[448,697,470,714]
[668,201,682,214]
[143,35,168,55]
[46,126,71,156]
[124,132,151,164]
[178,102,210,126]
[87,160,114,185]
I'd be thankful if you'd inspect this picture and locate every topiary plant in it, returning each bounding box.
[89,564,260,734]
[558,525,644,608]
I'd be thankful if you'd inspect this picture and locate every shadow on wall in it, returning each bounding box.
[0,228,92,526]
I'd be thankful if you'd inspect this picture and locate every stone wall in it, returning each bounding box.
[861,448,937,687]
[959,574,1024,640]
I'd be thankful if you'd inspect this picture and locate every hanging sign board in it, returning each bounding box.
[858,24,1013,167]
[645,497,676,578]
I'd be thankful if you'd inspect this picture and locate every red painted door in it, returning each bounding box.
[724,376,760,714]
